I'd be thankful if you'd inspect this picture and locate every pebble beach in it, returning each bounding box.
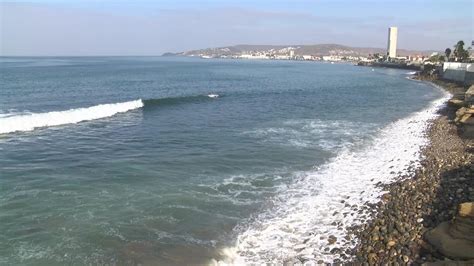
[345,79,474,264]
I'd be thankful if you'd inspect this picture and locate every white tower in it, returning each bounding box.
[387,27,398,58]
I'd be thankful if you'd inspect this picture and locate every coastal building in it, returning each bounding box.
[274,55,290,60]
[322,55,342,62]
[289,50,295,58]
[387,26,398,58]
[240,53,268,59]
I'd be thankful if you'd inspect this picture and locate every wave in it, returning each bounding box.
[142,94,219,109]
[219,87,451,264]
[0,100,143,134]
[0,94,220,135]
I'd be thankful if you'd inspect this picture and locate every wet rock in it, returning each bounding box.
[330,248,341,254]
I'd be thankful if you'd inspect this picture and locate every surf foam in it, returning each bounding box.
[0,100,143,134]
[242,119,377,151]
[220,88,450,264]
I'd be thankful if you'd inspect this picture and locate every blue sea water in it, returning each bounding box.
[0,57,445,265]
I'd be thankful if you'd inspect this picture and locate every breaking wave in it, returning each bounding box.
[0,94,222,135]
[0,100,144,134]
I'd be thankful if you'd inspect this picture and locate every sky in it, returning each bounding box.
[0,0,473,56]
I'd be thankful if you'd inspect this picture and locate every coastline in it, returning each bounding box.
[345,78,474,264]
[220,75,453,265]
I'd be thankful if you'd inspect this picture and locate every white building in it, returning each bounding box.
[274,55,290,60]
[387,26,398,58]
[289,50,295,58]
[322,55,342,61]
[240,54,268,60]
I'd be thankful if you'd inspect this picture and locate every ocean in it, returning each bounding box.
[0,57,448,265]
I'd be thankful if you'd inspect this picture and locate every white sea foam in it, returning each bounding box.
[0,100,143,134]
[243,119,377,150]
[219,88,450,264]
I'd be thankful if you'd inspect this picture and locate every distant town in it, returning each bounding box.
[164,27,473,71]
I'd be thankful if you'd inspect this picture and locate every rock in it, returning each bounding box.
[465,85,474,105]
[328,235,337,245]
[330,248,341,254]
[425,221,474,260]
[389,248,397,257]
[344,99,474,264]
[458,202,474,217]
[372,234,379,241]
[448,98,465,108]
[367,253,377,261]
[387,240,396,248]
[454,107,474,138]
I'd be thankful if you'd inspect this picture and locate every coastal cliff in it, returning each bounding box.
[345,79,474,264]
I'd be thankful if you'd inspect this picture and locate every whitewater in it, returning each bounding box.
[219,85,451,264]
[1,57,449,265]
[0,100,143,134]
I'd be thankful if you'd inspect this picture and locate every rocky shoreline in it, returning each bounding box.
[344,79,474,264]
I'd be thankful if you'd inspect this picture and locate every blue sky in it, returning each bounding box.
[1,0,472,55]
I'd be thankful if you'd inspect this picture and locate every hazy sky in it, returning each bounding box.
[1,0,473,55]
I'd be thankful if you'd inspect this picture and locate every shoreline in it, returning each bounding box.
[344,78,473,264]
[219,76,454,265]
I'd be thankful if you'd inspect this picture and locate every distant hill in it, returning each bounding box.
[166,44,437,57]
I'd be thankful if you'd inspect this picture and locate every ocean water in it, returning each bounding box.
[0,57,447,265]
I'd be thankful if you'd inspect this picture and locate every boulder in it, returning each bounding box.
[458,202,474,217]
[461,124,474,138]
[465,85,474,105]
[454,107,474,138]
[448,99,465,108]
[425,202,474,260]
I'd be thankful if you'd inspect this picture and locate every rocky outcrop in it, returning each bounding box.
[448,98,465,108]
[465,85,474,106]
[454,107,474,139]
[425,202,474,260]
[452,85,474,138]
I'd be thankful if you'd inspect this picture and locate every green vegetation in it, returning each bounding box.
[452,41,471,62]
[428,54,445,63]
[445,48,451,60]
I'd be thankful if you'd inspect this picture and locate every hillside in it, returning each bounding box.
[167,44,436,57]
